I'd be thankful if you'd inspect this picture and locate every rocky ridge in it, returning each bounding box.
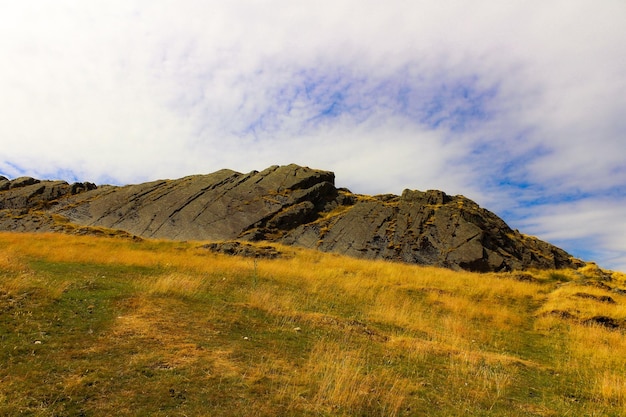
[0,164,584,272]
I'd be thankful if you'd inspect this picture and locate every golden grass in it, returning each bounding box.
[531,272,626,411]
[536,282,626,321]
[0,232,259,277]
[0,248,22,273]
[2,231,626,416]
[0,243,75,301]
[595,371,626,411]
[143,272,207,297]
[246,286,297,316]
[303,340,409,416]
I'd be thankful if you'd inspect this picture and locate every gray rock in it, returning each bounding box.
[9,177,40,189]
[47,164,337,242]
[0,178,9,192]
[0,180,87,210]
[0,164,585,272]
[282,188,582,272]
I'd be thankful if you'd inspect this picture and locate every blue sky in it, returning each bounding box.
[1,1,625,271]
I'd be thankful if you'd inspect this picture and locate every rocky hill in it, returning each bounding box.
[0,165,584,272]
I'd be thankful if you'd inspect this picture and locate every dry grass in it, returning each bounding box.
[595,371,626,411]
[537,283,626,321]
[1,231,626,416]
[0,248,22,273]
[142,272,207,296]
[302,340,409,416]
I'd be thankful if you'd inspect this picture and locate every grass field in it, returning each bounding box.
[1,232,625,416]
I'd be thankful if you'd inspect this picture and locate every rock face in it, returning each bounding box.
[49,165,338,241]
[0,177,96,210]
[282,189,579,272]
[0,164,584,272]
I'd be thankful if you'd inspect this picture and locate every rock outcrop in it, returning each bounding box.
[48,165,338,241]
[0,177,96,210]
[0,164,584,272]
[281,189,579,272]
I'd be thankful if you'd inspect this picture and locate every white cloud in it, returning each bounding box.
[519,198,626,272]
[0,1,624,270]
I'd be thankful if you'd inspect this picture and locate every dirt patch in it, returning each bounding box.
[540,309,624,331]
[541,309,578,320]
[509,272,538,283]
[582,316,622,329]
[200,241,283,259]
[296,312,388,342]
[573,292,616,304]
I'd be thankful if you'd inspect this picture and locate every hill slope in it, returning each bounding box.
[1,233,625,416]
[0,164,582,272]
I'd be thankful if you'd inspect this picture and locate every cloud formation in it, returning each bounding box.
[1,1,625,270]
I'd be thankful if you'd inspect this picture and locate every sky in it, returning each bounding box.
[1,1,625,271]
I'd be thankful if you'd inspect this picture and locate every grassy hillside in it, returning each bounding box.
[1,232,625,416]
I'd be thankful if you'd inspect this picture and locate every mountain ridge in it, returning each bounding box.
[0,164,584,272]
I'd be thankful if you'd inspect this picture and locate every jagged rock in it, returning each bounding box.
[0,210,56,232]
[267,201,317,230]
[9,177,40,189]
[48,164,338,241]
[71,182,97,194]
[0,179,96,210]
[0,178,9,192]
[282,188,582,271]
[0,164,585,272]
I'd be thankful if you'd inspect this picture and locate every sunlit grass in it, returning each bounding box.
[537,283,626,321]
[1,231,625,416]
